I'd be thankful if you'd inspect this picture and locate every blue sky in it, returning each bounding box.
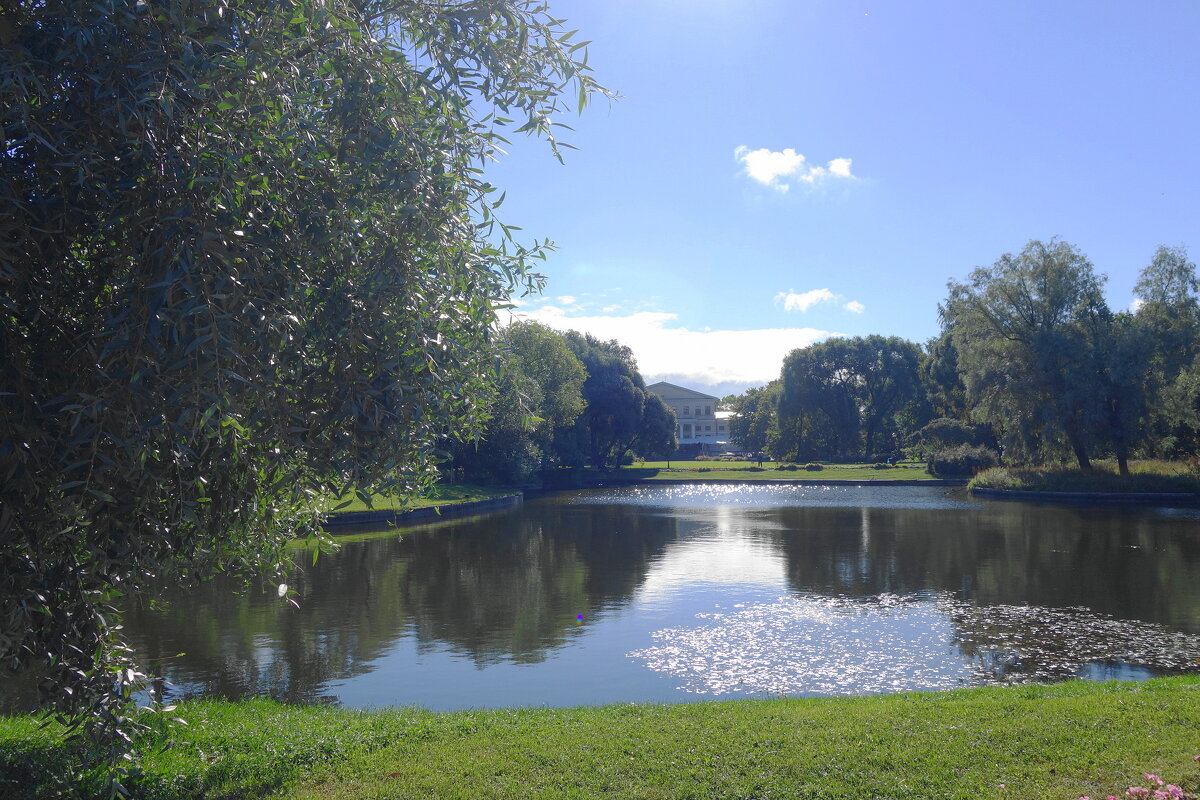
[492,0,1200,396]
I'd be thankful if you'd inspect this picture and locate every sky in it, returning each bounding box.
[489,0,1200,397]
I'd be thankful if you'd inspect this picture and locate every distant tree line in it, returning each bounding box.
[447,324,677,483]
[727,240,1200,471]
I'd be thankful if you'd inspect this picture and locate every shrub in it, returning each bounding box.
[927,445,999,477]
[746,466,764,472]
[804,463,823,471]
[695,454,711,461]
[697,467,711,472]
[872,462,888,470]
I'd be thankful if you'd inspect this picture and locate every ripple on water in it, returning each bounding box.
[627,594,1200,697]
[575,483,977,511]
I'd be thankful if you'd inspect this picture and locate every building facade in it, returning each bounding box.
[645,381,736,453]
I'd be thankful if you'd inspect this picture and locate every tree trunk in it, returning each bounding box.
[1066,426,1092,472]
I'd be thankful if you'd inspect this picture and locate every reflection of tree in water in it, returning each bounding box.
[401,500,678,665]
[124,537,415,704]
[774,504,1200,633]
[116,498,678,701]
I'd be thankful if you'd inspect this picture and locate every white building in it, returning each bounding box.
[645,382,736,453]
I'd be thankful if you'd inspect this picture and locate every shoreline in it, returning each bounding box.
[320,492,523,530]
[970,486,1200,507]
[319,479,1198,533]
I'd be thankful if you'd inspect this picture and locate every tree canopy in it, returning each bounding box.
[776,335,922,461]
[552,333,675,467]
[450,321,586,484]
[940,239,1109,469]
[0,0,602,773]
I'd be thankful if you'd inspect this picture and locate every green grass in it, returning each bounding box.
[3,678,1199,799]
[329,483,516,513]
[970,460,1200,494]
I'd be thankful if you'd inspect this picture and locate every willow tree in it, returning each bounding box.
[941,239,1109,469]
[0,0,602,772]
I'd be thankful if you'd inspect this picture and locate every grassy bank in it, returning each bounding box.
[970,460,1200,495]
[329,483,515,513]
[3,678,1199,799]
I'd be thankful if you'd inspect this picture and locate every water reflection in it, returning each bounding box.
[629,593,974,695]
[8,485,1197,711]
[630,592,1200,696]
[120,497,681,705]
[775,502,1200,633]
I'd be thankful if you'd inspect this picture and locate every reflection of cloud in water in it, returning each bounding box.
[629,594,1200,697]
[635,507,788,601]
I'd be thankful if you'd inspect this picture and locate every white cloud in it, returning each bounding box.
[734,146,856,190]
[827,157,854,178]
[773,288,866,315]
[556,295,577,305]
[1130,298,1146,313]
[507,304,834,388]
[775,288,836,312]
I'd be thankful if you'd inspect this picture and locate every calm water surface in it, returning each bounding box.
[113,486,1200,709]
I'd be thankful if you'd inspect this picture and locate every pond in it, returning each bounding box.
[78,485,1200,709]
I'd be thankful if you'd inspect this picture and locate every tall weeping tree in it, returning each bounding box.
[941,239,1110,469]
[0,0,603,778]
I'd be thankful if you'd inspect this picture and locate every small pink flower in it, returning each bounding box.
[1145,775,1165,787]
[1079,796,1091,800]
[1108,796,1121,800]
[1153,790,1170,800]
[1128,788,1151,800]
[1164,787,1185,800]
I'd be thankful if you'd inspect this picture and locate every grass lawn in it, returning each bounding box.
[328,483,516,513]
[971,460,1200,495]
[2,678,1198,799]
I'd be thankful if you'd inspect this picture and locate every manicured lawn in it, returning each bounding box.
[328,483,516,513]
[2,678,1198,799]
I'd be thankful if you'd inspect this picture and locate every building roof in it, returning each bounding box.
[645,381,718,402]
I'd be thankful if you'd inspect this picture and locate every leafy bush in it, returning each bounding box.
[775,463,798,471]
[927,445,999,477]
[872,463,888,470]
[697,467,711,472]
[804,463,824,471]
[746,466,765,472]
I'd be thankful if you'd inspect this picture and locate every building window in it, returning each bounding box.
[704,405,711,415]
[705,425,712,431]
[682,406,690,416]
